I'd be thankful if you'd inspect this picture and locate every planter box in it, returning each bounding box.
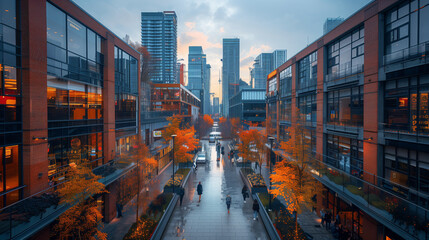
[251,186,268,193]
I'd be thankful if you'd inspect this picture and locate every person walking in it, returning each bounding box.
[320,209,325,227]
[226,195,232,214]
[325,210,332,231]
[241,186,249,203]
[197,182,203,202]
[252,199,260,220]
[178,187,185,206]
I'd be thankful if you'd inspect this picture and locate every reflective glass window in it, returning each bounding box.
[67,16,87,57]
[47,2,66,48]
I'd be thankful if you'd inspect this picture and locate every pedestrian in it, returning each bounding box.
[325,210,332,230]
[226,195,232,214]
[320,208,325,227]
[252,199,260,220]
[335,213,341,226]
[179,187,185,206]
[197,182,203,202]
[255,161,259,171]
[242,185,249,203]
[116,202,123,218]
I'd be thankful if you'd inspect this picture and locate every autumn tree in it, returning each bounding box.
[237,128,266,174]
[197,114,214,137]
[53,162,107,240]
[219,117,241,139]
[270,109,322,238]
[163,115,199,166]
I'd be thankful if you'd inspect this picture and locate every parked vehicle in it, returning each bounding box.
[209,131,221,143]
[195,152,207,164]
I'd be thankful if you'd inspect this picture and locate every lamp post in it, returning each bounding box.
[172,134,177,194]
[268,136,275,212]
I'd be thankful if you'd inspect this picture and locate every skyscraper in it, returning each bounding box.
[323,17,344,35]
[213,97,220,115]
[250,50,287,90]
[141,11,177,83]
[188,46,206,113]
[204,64,211,114]
[272,49,287,69]
[222,38,240,117]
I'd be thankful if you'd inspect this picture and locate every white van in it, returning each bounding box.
[209,131,222,143]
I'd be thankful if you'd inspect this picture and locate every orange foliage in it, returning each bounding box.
[238,128,266,174]
[164,115,199,163]
[270,109,322,214]
[203,114,214,126]
[173,126,199,163]
[54,162,107,240]
[219,117,227,124]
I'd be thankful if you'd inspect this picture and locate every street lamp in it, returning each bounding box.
[268,136,275,212]
[172,134,177,194]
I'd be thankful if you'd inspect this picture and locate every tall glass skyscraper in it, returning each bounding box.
[250,50,287,90]
[188,46,206,112]
[222,38,240,117]
[204,64,211,114]
[141,11,177,83]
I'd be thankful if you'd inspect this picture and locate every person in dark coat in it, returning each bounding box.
[241,186,249,203]
[197,182,203,202]
[116,202,123,218]
[325,211,332,230]
[226,195,232,214]
[178,187,185,206]
[252,199,259,220]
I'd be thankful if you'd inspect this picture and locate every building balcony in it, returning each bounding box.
[272,148,429,240]
[382,123,429,145]
[0,158,136,240]
[141,110,179,124]
[325,123,362,135]
[325,64,364,89]
[383,41,429,74]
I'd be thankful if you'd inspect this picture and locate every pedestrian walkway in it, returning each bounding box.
[103,162,173,240]
[259,162,335,240]
[162,140,268,240]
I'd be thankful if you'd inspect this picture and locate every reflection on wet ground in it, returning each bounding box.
[162,140,269,240]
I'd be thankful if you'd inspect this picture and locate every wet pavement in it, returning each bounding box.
[162,140,269,240]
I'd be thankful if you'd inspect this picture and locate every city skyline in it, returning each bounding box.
[73,0,371,103]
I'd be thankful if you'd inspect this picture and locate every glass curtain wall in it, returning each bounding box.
[297,52,317,90]
[327,26,364,80]
[47,2,104,87]
[384,75,429,134]
[327,134,364,178]
[327,86,363,127]
[385,0,429,56]
[0,0,22,207]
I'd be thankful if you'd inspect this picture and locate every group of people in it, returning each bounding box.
[321,208,352,239]
[320,209,334,230]
[196,183,260,220]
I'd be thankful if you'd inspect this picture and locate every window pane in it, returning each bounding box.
[47,2,66,48]
[5,145,19,190]
[0,0,16,28]
[67,16,87,56]
[87,30,96,61]
[419,5,429,43]
[4,66,18,95]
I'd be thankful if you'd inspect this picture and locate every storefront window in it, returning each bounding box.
[384,146,429,195]
[327,134,363,178]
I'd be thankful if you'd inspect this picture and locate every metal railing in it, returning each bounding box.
[325,64,364,83]
[384,41,429,66]
[271,146,429,239]
[0,158,136,240]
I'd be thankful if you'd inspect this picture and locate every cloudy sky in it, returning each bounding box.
[74,0,371,102]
